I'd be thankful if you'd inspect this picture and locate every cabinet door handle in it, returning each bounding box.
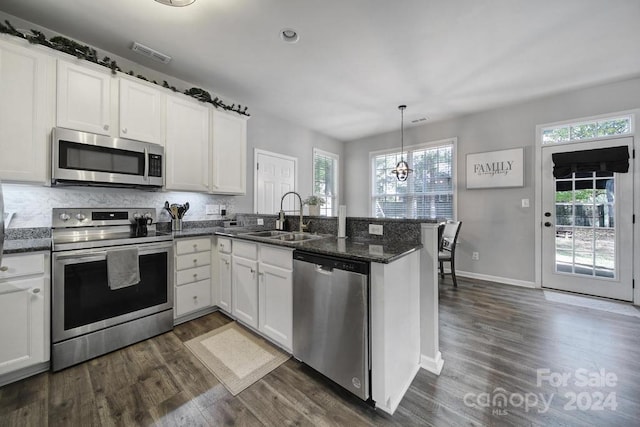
[103,124,109,131]
[193,244,198,250]
[193,259,198,264]
[224,260,230,265]
[193,273,198,279]
[31,288,41,294]
[122,128,128,134]
[0,266,8,272]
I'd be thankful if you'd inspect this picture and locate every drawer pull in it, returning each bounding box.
[224,260,230,265]
[103,124,109,131]
[193,296,198,301]
[193,259,198,264]
[193,273,198,279]
[0,266,8,272]
[193,244,198,250]
[32,288,41,294]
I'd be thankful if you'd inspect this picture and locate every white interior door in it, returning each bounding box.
[255,150,297,214]
[542,137,634,301]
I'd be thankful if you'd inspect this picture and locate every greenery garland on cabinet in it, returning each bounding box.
[0,19,250,116]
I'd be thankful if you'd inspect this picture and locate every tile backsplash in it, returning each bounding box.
[3,183,236,228]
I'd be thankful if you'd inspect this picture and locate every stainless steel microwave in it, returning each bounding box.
[52,127,164,188]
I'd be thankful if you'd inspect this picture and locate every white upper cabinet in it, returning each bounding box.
[119,78,164,144]
[56,60,112,135]
[210,109,248,195]
[165,95,210,192]
[0,39,55,183]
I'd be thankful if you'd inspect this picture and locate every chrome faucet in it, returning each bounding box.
[279,191,307,233]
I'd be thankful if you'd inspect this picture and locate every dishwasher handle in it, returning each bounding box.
[315,264,333,275]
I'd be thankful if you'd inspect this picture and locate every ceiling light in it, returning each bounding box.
[280,28,300,43]
[390,105,413,182]
[154,0,196,7]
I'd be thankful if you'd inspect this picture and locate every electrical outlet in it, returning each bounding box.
[257,218,264,226]
[521,198,530,208]
[369,224,383,235]
[472,252,479,260]
[205,204,219,215]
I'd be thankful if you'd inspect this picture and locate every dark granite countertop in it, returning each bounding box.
[175,227,421,263]
[287,236,421,263]
[2,225,420,262]
[2,238,52,254]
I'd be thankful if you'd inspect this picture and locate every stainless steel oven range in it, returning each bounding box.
[51,207,174,371]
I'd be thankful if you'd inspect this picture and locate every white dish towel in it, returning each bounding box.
[107,248,141,290]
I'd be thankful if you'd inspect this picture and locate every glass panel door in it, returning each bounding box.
[554,172,615,278]
[542,138,633,301]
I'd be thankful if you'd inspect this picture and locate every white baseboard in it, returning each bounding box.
[421,351,444,375]
[456,270,537,289]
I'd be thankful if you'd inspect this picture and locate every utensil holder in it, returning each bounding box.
[172,218,182,231]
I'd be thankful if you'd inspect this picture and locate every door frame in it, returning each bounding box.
[534,109,639,305]
[253,148,298,214]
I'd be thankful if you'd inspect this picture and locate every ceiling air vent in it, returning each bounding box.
[131,42,172,64]
[411,117,428,124]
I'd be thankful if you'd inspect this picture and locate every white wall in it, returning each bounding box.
[345,77,640,284]
[235,108,345,214]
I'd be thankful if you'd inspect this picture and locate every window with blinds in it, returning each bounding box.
[313,148,339,216]
[371,141,454,219]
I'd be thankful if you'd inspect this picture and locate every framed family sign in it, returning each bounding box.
[466,147,524,189]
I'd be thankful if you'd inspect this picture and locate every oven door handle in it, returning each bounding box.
[54,252,108,263]
[143,147,149,181]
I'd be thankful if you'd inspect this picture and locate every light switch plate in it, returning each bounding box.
[369,224,383,235]
[521,198,530,208]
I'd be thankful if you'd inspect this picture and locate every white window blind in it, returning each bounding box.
[372,141,454,219]
[313,149,339,216]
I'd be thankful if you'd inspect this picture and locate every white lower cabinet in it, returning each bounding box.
[174,237,213,321]
[228,239,293,350]
[218,252,232,313]
[0,252,50,383]
[258,262,293,351]
[175,279,212,318]
[232,254,259,328]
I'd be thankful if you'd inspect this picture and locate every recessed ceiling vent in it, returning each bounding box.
[411,117,428,124]
[131,42,172,64]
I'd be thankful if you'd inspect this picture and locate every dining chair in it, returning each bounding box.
[439,221,462,287]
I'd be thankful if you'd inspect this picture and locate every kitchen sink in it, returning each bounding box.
[240,230,328,243]
[273,233,321,242]
[242,230,290,237]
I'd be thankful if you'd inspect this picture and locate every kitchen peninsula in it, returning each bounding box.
[170,214,438,414]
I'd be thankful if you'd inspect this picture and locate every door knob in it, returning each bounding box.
[544,222,552,227]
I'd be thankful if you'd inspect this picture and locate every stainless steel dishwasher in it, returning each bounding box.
[293,250,370,401]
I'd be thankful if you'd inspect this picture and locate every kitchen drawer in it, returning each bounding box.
[0,253,45,280]
[175,279,211,317]
[233,240,257,260]
[176,238,211,255]
[260,245,293,270]
[217,237,232,254]
[176,264,211,286]
[176,252,211,271]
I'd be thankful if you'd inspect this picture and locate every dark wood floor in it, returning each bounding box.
[2,277,639,426]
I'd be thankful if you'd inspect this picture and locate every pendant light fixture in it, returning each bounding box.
[391,105,413,182]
